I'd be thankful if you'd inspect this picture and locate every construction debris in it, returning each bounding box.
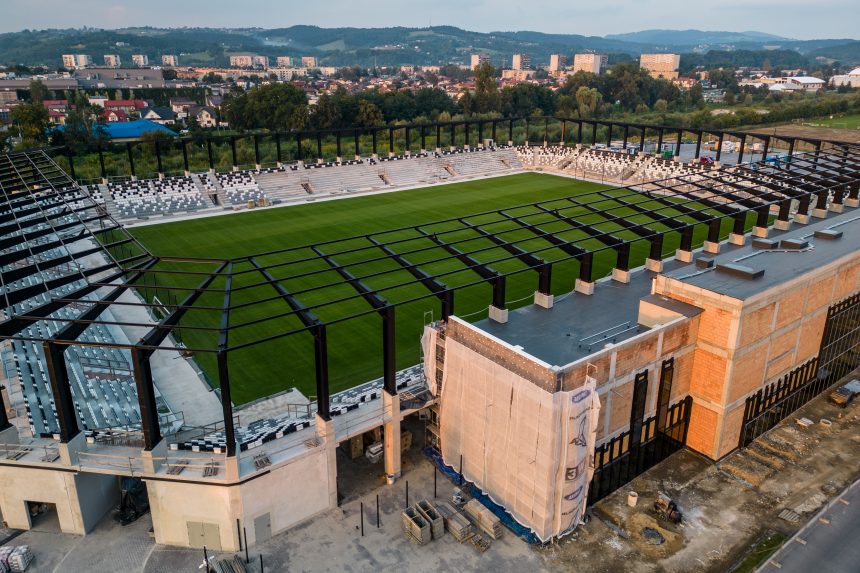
[402,507,432,545]
[642,527,665,545]
[796,417,814,428]
[416,500,444,540]
[829,380,860,407]
[653,493,682,524]
[463,500,503,539]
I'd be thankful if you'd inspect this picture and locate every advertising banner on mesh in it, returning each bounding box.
[554,375,600,537]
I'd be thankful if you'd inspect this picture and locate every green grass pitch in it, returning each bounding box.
[130,172,744,404]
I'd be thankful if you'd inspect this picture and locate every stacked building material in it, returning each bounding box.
[6,546,33,572]
[434,502,473,542]
[0,547,11,573]
[214,555,248,573]
[402,507,431,545]
[464,500,503,539]
[416,500,444,540]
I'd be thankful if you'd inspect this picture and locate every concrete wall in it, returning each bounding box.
[655,253,860,459]
[0,466,113,534]
[145,446,331,551]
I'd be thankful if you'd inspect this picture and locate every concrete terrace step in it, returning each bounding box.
[718,452,775,487]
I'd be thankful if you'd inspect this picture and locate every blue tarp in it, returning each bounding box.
[422,447,543,544]
[54,119,175,140]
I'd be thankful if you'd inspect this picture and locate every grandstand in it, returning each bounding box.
[1,120,858,549]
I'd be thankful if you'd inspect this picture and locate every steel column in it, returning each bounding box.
[230,137,238,169]
[314,325,331,420]
[42,342,80,442]
[127,142,136,177]
[131,348,162,451]
[382,306,396,396]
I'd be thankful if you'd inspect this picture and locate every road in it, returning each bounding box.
[759,478,860,573]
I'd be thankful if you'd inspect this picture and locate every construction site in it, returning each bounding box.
[0,118,858,571]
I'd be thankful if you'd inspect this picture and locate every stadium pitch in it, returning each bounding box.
[130,172,740,403]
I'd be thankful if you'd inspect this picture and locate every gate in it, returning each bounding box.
[587,359,693,505]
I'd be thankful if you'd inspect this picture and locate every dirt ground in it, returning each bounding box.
[538,369,860,573]
[744,124,860,145]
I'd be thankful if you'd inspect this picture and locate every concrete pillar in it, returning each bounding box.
[829,202,844,213]
[488,305,509,323]
[574,279,595,295]
[316,414,339,508]
[703,241,721,254]
[255,163,261,171]
[675,249,693,263]
[752,227,769,238]
[773,220,791,231]
[336,156,342,164]
[612,269,631,283]
[354,155,361,162]
[645,259,663,273]
[846,198,860,208]
[811,207,828,219]
[533,291,554,308]
[382,392,401,485]
[58,432,87,466]
[0,425,19,445]
[794,213,810,225]
[141,439,167,474]
[729,233,746,246]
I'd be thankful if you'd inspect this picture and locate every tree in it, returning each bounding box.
[310,92,341,129]
[29,80,48,103]
[202,72,224,84]
[223,83,309,131]
[575,86,601,119]
[356,100,384,126]
[473,62,501,114]
[654,99,668,113]
[163,69,178,81]
[724,90,736,105]
[458,90,474,117]
[56,93,108,154]
[11,101,50,148]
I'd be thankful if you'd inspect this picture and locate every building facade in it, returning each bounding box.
[161,55,179,67]
[549,54,566,72]
[471,54,491,70]
[572,53,607,75]
[62,54,92,69]
[103,54,121,68]
[512,54,531,70]
[640,53,681,79]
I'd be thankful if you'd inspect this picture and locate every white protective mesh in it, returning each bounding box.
[421,326,439,396]
[438,337,600,541]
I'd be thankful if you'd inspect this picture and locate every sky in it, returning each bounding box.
[1,0,856,40]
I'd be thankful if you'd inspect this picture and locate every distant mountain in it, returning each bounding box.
[0,25,853,69]
[606,29,791,46]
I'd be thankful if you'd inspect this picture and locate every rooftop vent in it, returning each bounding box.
[716,262,765,280]
[814,229,843,240]
[695,257,715,269]
[779,238,809,250]
[752,238,779,250]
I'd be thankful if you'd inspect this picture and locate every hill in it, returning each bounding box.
[0,26,854,69]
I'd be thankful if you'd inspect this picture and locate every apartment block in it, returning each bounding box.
[640,53,681,79]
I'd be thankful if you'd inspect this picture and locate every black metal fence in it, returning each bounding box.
[738,358,820,448]
[739,292,860,449]
[587,395,693,505]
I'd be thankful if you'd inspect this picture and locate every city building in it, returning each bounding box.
[103,54,122,68]
[229,55,256,68]
[131,54,149,67]
[161,55,179,67]
[253,55,269,68]
[470,54,491,70]
[511,54,531,70]
[640,53,681,79]
[572,53,607,75]
[831,68,860,88]
[302,56,318,69]
[61,54,92,69]
[501,69,536,81]
[276,56,294,67]
[548,54,566,72]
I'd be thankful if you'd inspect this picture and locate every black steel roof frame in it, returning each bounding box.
[4,146,857,351]
[2,134,858,455]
